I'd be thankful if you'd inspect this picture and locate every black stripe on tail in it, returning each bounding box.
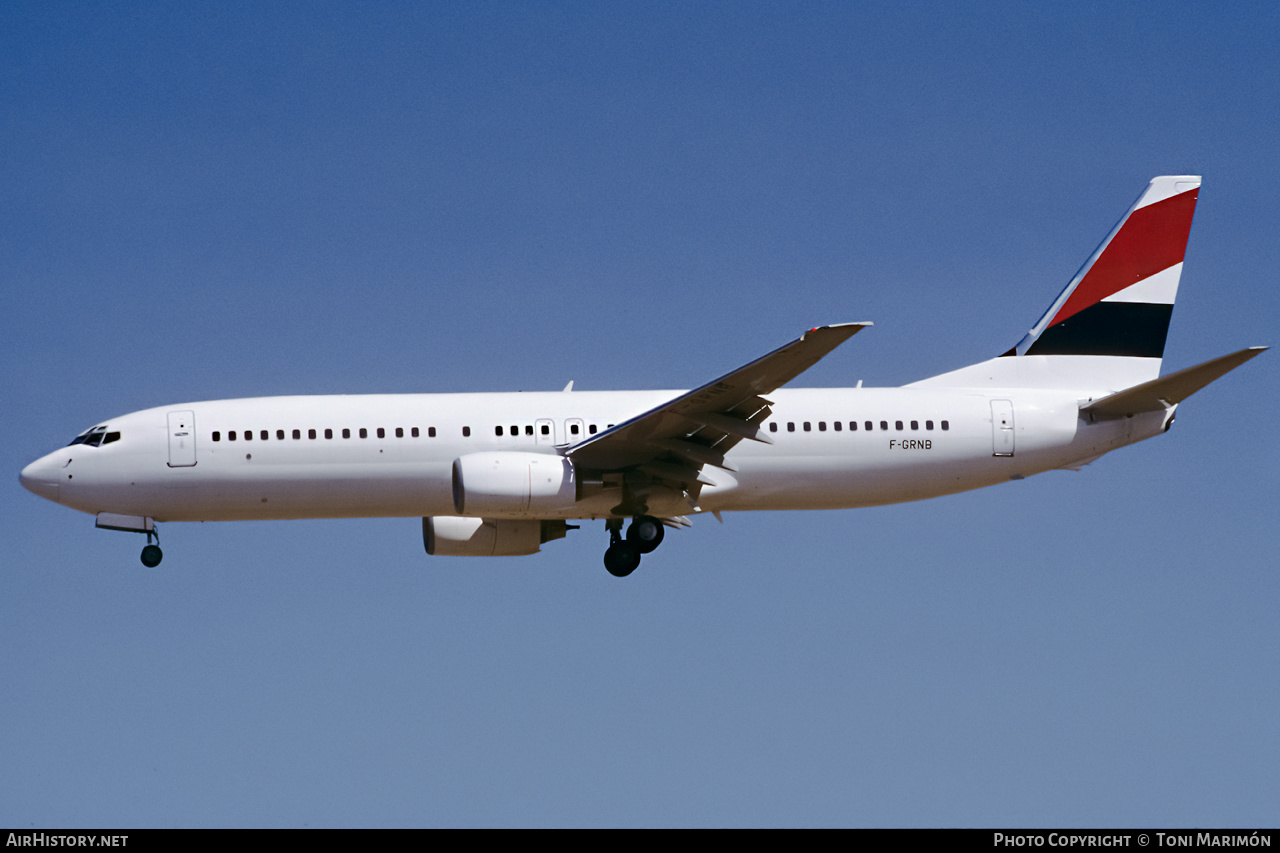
[1020,302,1173,358]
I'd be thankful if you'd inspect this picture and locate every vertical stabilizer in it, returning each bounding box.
[1016,175,1200,359]
[909,176,1201,393]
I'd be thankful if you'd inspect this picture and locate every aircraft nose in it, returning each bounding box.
[19,454,63,504]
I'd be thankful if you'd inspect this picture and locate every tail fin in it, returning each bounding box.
[910,176,1202,393]
[1015,175,1200,359]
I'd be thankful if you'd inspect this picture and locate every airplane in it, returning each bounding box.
[19,175,1266,577]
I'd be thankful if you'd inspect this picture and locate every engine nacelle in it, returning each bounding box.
[451,452,576,516]
[423,516,575,557]
[423,516,543,556]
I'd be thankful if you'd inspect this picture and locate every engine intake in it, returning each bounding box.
[451,452,576,516]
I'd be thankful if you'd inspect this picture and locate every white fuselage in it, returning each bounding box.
[19,386,1169,523]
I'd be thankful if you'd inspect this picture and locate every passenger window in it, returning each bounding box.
[495,426,504,436]
[525,425,534,436]
[833,421,841,431]
[787,422,795,432]
[229,431,237,441]
[276,430,284,440]
[880,421,888,431]
[865,421,873,431]
[342,428,351,439]
[213,432,221,442]
[260,430,268,440]
[540,424,549,436]
[510,425,518,436]
[926,420,934,430]
[818,421,826,432]
[412,427,419,437]
[941,420,950,431]
[293,429,301,440]
[589,425,597,434]
[463,426,471,437]
[895,421,903,431]
[849,421,857,431]
[769,422,778,433]
[324,429,333,439]
[245,430,254,441]
[377,428,385,439]
[308,429,317,439]
[428,427,437,438]
[910,421,918,430]
[570,424,580,435]
[396,428,404,438]
[360,428,368,438]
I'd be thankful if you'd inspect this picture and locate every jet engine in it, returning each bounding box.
[451,452,576,516]
[423,516,575,556]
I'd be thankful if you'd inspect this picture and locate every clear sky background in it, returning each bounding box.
[3,1,1277,828]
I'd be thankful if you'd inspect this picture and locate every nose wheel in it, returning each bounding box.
[140,528,162,568]
[602,516,664,577]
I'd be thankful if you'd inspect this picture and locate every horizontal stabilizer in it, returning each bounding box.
[1080,347,1267,420]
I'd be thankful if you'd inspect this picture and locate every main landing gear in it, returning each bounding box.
[603,516,665,578]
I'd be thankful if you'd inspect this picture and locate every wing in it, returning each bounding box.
[567,323,870,513]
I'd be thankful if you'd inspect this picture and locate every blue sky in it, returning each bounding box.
[3,1,1277,827]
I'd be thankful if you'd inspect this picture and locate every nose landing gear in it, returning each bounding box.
[140,528,163,568]
[602,516,664,577]
[94,513,164,568]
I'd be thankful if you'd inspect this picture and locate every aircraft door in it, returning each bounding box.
[564,418,585,446]
[535,418,556,446]
[991,399,1014,457]
[167,410,197,467]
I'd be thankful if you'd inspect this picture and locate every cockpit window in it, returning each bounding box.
[67,426,119,447]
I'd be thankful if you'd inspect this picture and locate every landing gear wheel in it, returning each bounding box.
[604,542,642,577]
[140,544,163,568]
[626,515,665,554]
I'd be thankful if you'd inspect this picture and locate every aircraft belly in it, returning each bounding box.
[102,461,457,522]
[710,453,1000,511]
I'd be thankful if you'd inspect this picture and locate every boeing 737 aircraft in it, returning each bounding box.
[19,176,1266,576]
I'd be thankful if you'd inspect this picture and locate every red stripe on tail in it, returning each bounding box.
[1049,188,1198,326]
